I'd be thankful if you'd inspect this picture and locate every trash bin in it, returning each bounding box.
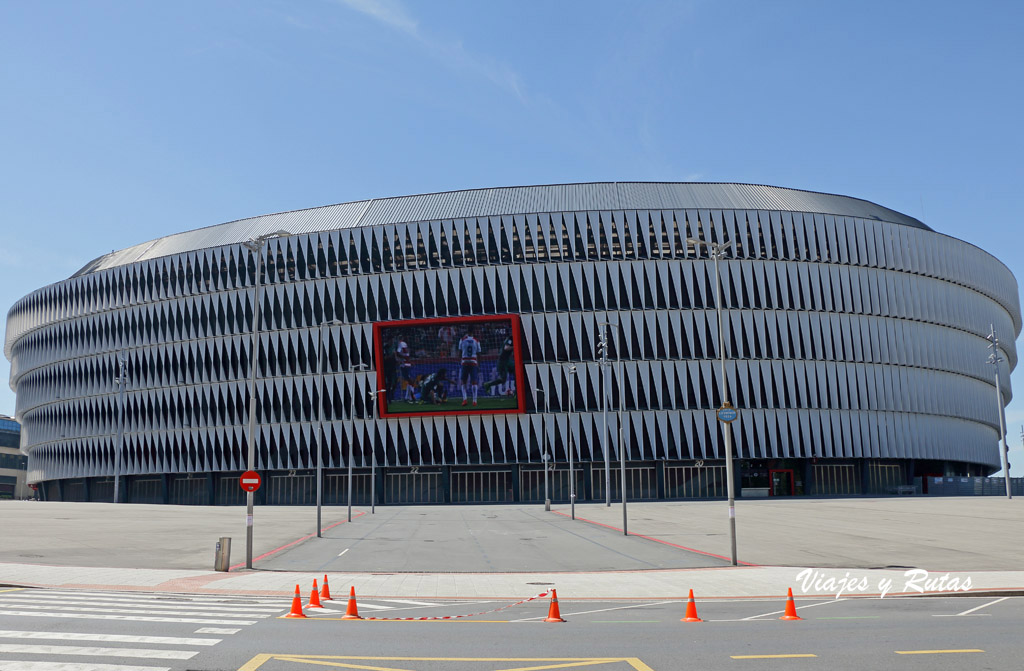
[214,537,232,572]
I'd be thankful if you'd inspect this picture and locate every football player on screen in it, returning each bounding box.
[418,368,449,405]
[396,336,416,401]
[458,330,481,406]
[484,336,516,397]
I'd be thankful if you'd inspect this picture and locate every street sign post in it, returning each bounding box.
[240,471,262,493]
[717,403,738,423]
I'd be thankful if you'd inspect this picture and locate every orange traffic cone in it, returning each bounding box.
[285,584,307,618]
[342,586,363,620]
[320,575,333,601]
[544,589,566,622]
[681,589,703,622]
[307,579,322,608]
[780,588,802,621]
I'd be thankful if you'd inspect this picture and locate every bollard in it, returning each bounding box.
[214,537,232,571]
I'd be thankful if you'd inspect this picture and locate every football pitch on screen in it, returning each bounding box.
[387,396,519,413]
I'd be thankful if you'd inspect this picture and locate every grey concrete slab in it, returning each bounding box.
[0,501,346,570]
[564,497,1024,570]
[2,497,1022,575]
[256,505,729,572]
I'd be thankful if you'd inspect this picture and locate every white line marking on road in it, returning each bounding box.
[194,627,240,634]
[0,662,170,671]
[0,630,220,646]
[0,643,197,659]
[510,600,676,622]
[741,598,845,620]
[0,596,283,614]
[0,603,271,618]
[315,602,393,611]
[338,548,349,556]
[377,599,443,606]
[304,601,498,618]
[0,610,257,625]
[952,597,1009,617]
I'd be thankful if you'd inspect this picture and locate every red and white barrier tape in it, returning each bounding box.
[364,591,551,621]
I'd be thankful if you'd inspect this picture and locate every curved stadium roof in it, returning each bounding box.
[73,182,929,277]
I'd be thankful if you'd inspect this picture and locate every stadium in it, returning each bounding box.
[4,182,1020,504]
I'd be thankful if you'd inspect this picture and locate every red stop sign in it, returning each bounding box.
[240,470,262,492]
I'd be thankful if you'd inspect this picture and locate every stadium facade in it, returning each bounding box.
[5,183,1020,505]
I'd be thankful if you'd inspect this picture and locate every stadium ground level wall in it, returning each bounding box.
[37,458,989,504]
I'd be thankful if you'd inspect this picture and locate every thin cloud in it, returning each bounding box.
[335,0,526,102]
[340,0,418,34]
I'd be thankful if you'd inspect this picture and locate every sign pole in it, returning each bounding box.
[244,244,264,570]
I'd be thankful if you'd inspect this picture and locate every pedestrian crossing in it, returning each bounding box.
[0,588,286,671]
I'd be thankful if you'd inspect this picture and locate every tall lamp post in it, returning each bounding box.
[112,351,128,503]
[986,325,1012,499]
[367,388,386,514]
[316,319,343,537]
[687,236,738,566]
[533,385,551,511]
[598,321,627,534]
[241,229,291,569]
[597,326,610,505]
[565,364,577,520]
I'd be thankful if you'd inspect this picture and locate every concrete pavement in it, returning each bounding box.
[1,498,1022,600]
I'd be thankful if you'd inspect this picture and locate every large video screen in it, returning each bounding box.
[373,315,526,417]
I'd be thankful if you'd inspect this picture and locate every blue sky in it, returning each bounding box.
[2,0,1022,474]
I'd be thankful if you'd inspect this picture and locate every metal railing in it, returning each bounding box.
[918,476,1024,496]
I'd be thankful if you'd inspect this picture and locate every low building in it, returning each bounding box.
[0,415,30,499]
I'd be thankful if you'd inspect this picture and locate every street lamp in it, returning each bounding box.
[986,325,1012,499]
[533,384,551,511]
[367,387,386,514]
[565,363,577,519]
[598,321,627,534]
[687,236,738,566]
[597,326,610,505]
[346,364,383,519]
[241,229,291,569]
[316,319,343,537]
[112,351,128,503]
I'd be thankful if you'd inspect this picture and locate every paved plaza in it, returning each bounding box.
[0,498,1021,599]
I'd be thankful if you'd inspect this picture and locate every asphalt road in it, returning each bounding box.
[0,587,1021,670]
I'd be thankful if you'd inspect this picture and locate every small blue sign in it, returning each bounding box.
[717,406,738,423]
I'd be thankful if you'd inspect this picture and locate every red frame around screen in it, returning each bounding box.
[372,314,527,418]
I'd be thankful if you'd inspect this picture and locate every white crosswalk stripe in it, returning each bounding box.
[0,643,197,659]
[0,630,221,646]
[193,627,240,634]
[0,603,273,618]
[0,595,284,613]
[0,663,170,671]
[0,589,282,671]
[0,610,257,625]
[36,591,285,605]
[13,592,286,605]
